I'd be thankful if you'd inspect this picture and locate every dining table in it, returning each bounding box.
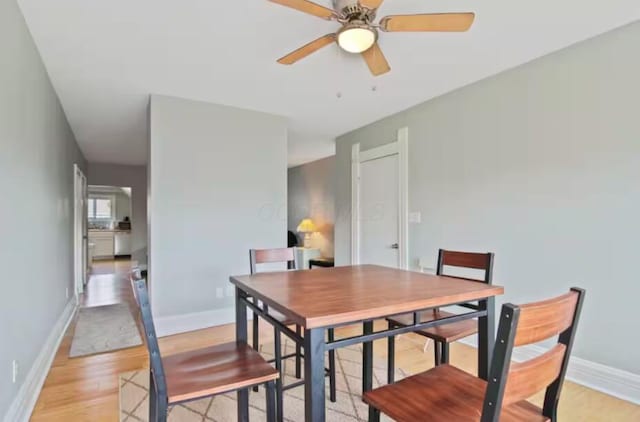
[230,264,504,422]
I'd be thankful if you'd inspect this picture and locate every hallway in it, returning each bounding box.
[82,260,136,308]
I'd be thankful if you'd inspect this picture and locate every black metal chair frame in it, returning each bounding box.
[387,249,494,383]
[132,278,277,422]
[371,287,585,422]
[249,249,337,422]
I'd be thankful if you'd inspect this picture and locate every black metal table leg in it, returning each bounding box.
[295,325,302,379]
[478,296,495,380]
[362,320,374,395]
[274,326,284,422]
[387,320,395,384]
[368,406,381,422]
[328,328,336,402]
[235,287,250,422]
[266,380,277,422]
[252,306,260,392]
[441,342,450,364]
[304,327,326,422]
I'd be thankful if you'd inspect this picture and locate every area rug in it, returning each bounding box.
[120,340,404,421]
[70,303,142,357]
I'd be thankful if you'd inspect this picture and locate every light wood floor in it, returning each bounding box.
[30,260,640,421]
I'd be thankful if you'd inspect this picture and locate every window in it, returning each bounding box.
[87,195,114,220]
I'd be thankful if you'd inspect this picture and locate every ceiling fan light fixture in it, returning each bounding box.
[337,24,376,53]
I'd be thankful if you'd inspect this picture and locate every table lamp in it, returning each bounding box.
[297,218,317,248]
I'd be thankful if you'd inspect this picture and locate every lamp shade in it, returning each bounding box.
[296,218,317,233]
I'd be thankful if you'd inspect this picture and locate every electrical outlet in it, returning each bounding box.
[66,287,70,299]
[225,285,234,297]
[215,288,223,299]
[12,360,18,383]
[409,212,422,224]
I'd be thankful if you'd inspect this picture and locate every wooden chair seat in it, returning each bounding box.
[164,341,278,404]
[387,310,478,342]
[364,364,548,422]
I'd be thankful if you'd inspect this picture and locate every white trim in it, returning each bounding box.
[351,143,360,265]
[397,127,409,270]
[350,127,410,269]
[458,337,640,405]
[359,142,398,163]
[3,299,77,422]
[155,307,251,337]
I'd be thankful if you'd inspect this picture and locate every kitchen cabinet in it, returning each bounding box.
[114,232,131,256]
[88,231,115,259]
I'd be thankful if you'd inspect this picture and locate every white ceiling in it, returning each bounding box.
[18,0,640,167]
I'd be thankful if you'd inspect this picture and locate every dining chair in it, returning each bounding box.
[366,287,585,422]
[130,277,279,422]
[250,247,337,422]
[387,249,494,383]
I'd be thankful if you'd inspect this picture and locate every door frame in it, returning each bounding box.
[73,163,88,299]
[351,127,409,269]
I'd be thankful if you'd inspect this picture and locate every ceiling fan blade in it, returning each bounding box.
[359,0,384,9]
[362,42,390,76]
[380,13,475,32]
[277,34,336,65]
[269,0,335,20]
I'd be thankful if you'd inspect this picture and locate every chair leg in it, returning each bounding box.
[368,406,381,422]
[265,380,277,422]
[434,341,442,366]
[387,321,395,384]
[328,328,337,402]
[295,325,302,379]
[149,371,157,422]
[274,327,284,422]
[149,371,167,422]
[252,312,260,392]
[441,341,450,364]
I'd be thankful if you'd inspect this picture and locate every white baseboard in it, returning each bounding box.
[155,307,240,337]
[458,337,640,405]
[3,298,77,422]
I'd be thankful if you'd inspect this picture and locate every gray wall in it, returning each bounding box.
[335,22,640,374]
[114,191,131,222]
[149,95,287,335]
[0,0,87,416]
[87,163,147,264]
[288,156,335,257]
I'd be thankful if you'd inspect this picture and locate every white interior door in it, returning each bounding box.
[359,154,399,267]
[81,171,88,286]
[74,164,87,297]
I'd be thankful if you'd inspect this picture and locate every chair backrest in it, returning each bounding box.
[481,288,586,422]
[436,249,494,284]
[249,247,296,274]
[130,276,168,401]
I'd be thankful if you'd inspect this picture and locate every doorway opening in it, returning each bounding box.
[351,127,409,269]
[87,185,133,276]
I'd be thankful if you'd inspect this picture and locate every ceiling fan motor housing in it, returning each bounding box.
[333,0,374,22]
[332,0,358,12]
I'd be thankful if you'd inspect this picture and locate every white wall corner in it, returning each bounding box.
[3,298,77,422]
[458,337,640,405]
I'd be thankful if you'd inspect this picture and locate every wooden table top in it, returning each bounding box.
[230,265,504,329]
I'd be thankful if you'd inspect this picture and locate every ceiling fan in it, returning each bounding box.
[269,0,475,76]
